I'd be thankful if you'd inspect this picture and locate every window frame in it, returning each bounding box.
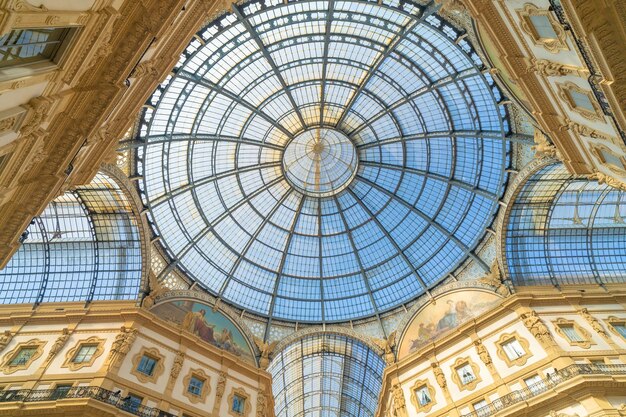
[553,318,594,349]
[606,317,626,342]
[182,368,211,404]
[451,357,481,391]
[227,387,251,417]
[130,347,165,383]
[0,339,46,374]
[410,378,436,413]
[557,82,604,121]
[0,27,78,83]
[496,332,531,367]
[517,4,568,53]
[62,337,105,371]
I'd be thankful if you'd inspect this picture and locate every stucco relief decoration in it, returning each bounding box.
[252,336,278,370]
[151,299,255,364]
[398,290,501,358]
[521,309,554,345]
[587,170,626,192]
[0,331,13,352]
[373,331,397,365]
[108,326,138,368]
[46,328,70,362]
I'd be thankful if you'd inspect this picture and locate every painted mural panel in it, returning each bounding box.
[398,290,502,359]
[151,299,255,364]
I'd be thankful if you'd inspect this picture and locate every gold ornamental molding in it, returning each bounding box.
[0,338,46,375]
[182,368,211,404]
[450,356,482,392]
[552,318,595,349]
[495,331,531,367]
[517,3,570,53]
[61,336,106,371]
[130,346,165,384]
[409,378,437,413]
[227,386,252,417]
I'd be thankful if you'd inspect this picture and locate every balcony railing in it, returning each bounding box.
[462,363,626,417]
[0,386,176,417]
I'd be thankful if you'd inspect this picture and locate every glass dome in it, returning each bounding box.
[136,0,511,322]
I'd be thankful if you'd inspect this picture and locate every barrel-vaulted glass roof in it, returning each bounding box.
[136,0,511,322]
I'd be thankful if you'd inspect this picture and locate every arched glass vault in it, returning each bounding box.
[135,0,512,322]
[268,333,385,417]
[505,163,626,286]
[0,172,143,305]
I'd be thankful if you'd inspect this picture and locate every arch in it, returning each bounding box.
[0,171,144,305]
[502,162,626,287]
[268,332,385,417]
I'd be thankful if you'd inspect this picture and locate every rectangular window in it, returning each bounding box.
[187,376,204,396]
[569,90,595,112]
[473,400,489,417]
[415,385,431,407]
[232,394,246,415]
[502,339,525,360]
[612,323,626,339]
[123,394,142,413]
[9,347,37,366]
[529,15,558,39]
[50,384,72,400]
[137,355,158,376]
[72,345,98,364]
[524,375,545,394]
[560,325,584,342]
[456,363,475,385]
[0,28,71,69]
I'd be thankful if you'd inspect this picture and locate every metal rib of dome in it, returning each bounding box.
[136,0,511,322]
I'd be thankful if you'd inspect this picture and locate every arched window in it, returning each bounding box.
[268,333,385,417]
[505,163,626,286]
[0,172,143,305]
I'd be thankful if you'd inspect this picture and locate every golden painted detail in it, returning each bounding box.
[62,336,105,371]
[227,386,252,417]
[495,332,531,367]
[214,371,228,413]
[478,262,510,297]
[431,362,447,390]
[253,336,278,370]
[450,356,482,392]
[45,328,70,363]
[142,272,168,309]
[1,339,46,375]
[528,58,589,77]
[409,379,437,414]
[587,170,626,191]
[0,117,17,134]
[256,389,267,417]
[517,4,569,53]
[169,351,184,382]
[559,118,616,142]
[108,326,138,369]
[392,384,407,417]
[130,346,165,384]
[182,368,211,404]
[0,330,13,352]
[373,330,397,365]
[532,130,559,160]
[605,316,626,342]
[521,309,555,346]
[552,318,594,349]
[578,308,609,339]
[557,82,605,121]
[473,339,492,367]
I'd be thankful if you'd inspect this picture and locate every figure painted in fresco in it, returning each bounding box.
[402,291,501,356]
[153,299,254,363]
[183,309,216,343]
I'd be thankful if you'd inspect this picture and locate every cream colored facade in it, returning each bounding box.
[0,301,273,417]
[378,286,626,417]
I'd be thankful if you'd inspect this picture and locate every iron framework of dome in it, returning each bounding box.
[135,0,512,322]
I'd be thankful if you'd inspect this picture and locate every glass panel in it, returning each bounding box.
[569,90,595,112]
[136,0,511,322]
[529,15,558,39]
[137,355,157,376]
[0,28,70,68]
[502,339,525,360]
[474,400,489,417]
[613,324,626,339]
[560,325,584,342]
[232,395,246,414]
[415,386,431,406]
[188,376,204,396]
[9,347,37,366]
[456,363,475,385]
[72,345,98,363]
